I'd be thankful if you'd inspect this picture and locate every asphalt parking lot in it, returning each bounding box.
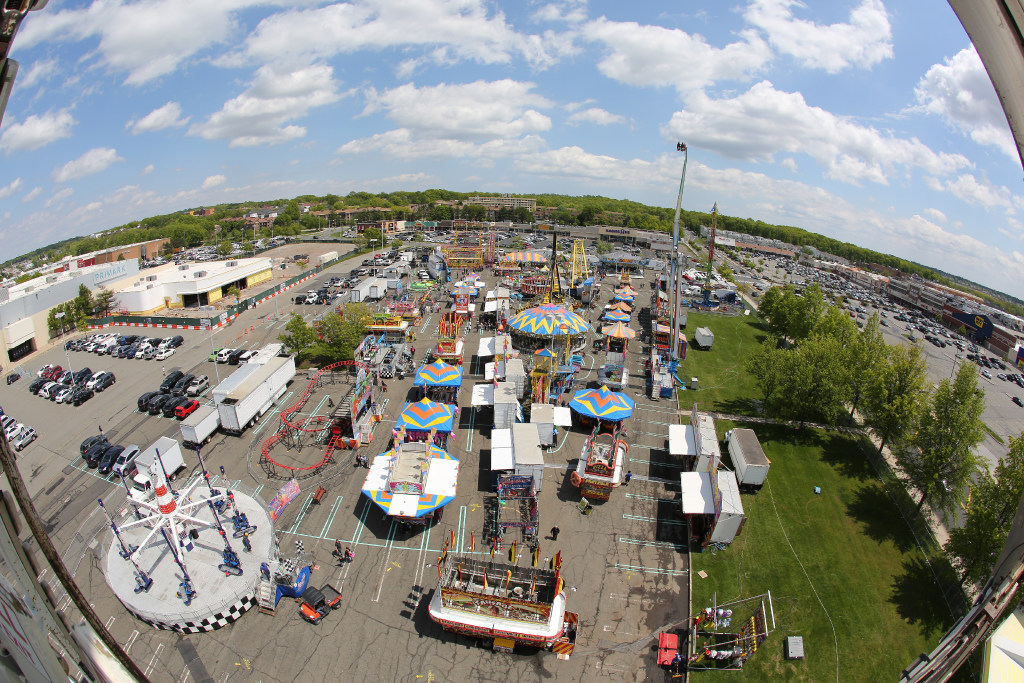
[6,256,691,682]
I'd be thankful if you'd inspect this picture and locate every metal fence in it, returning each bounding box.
[858,435,969,618]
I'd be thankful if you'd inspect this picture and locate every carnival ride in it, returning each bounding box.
[571,424,629,501]
[442,225,485,270]
[258,359,376,480]
[568,239,589,288]
[361,431,459,526]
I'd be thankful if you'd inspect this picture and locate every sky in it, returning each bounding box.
[1,0,1023,297]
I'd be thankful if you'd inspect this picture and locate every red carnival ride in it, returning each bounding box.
[259,359,373,479]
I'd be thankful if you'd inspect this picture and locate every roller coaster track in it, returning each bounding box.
[259,359,371,477]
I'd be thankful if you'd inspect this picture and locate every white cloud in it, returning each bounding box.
[202,174,227,190]
[53,148,125,183]
[17,59,59,89]
[360,80,551,141]
[926,173,1015,210]
[0,178,22,200]
[566,107,626,126]
[14,0,258,85]
[21,187,42,203]
[233,0,574,71]
[141,164,155,176]
[780,157,798,172]
[924,207,947,223]
[532,1,588,24]
[128,102,190,134]
[744,0,893,73]
[662,81,972,185]
[583,17,770,94]
[913,46,1016,160]
[0,109,75,153]
[190,63,341,147]
[46,188,74,208]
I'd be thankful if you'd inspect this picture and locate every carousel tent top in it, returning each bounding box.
[508,303,589,336]
[601,322,636,339]
[413,359,464,387]
[397,398,457,432]
[568,385,635,422]
[362,442,459,518]
[603,310,630,322]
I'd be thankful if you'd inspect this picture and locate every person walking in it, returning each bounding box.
[161,366,166,375]
[344,547,355,563]
[624,470,632,485]
[334,539,344,559]
[550,526,560,541]
[381,381,388,393]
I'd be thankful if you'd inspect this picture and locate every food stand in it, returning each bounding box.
[329,365,377,448]
[572,425,628,501]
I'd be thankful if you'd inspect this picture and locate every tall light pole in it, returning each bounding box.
[670,142,688,369]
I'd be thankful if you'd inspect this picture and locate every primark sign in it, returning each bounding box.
[91,261,137,286]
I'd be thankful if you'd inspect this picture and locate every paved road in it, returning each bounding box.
[5,261,692,682]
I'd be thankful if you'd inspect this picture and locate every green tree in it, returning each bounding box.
[217,240,232,256]
[595,240,613,254]
[279,313,317,359]
[778,334,850,425]
[412,231,425,242]
[94,290,116,316]
[74,284,94,319]
[225,285,240,304]
[744,336,789,414]
[863,344,930,454]
[945,434,1024,584]
[895,364,986,513]
[363,227,385,250]
[845,314,888,417]
[311,304,371,362]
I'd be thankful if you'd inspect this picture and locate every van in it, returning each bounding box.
[216,348,235,363]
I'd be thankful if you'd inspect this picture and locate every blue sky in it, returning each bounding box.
[1,1,1022,297]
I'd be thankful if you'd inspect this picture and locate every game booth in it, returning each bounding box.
[412,358,463,404]
[394,398,457,449]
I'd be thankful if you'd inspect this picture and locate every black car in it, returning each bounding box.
[81,434,108,455]
[73,368,92,385]
[147,393,175,415]
[93,373,115,391]
[6,372,19,385]
[43,383,64,400]
[1015,396,1023,407]
[168,335,184,348]
[162,395,191,418]
[172,374,195,396]
[28,378,47,394]
[97,445,125,475]
[137,391,158,411]
[160,370,184,393]
[227,349,247,365]
[83,441,108,466]
[72,387,95,405]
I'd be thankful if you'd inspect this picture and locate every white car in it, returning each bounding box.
[11,427,36,451]
[4,422,23,442]
[86,372,107,390]
[54,386,75,404]
[154,347,174,361]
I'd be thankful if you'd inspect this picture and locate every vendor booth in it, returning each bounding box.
[395,398,457,448]
[413,359,463,403]
[529,403,572,448]
[679,470,745,549]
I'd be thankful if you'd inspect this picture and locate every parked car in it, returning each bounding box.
[42,383,63,400]
[86,372,109,390]
[160,370,184,393]
[155,347,175,361]
[36,364,55,378]
[112,445,142,476]
[81,434,108,455]
[54,386,75,404]
[93,372,115,391]
[83,441,109,465]
[6,372,19,385]
[57,370,73,385]
[237,350,256,364]
[168,335,184,348]
[10,427,36,452]
[227,349,247,365]
[137,391,159,411]
[73,368,92,385]
[162,396,191,418]
[28,378,47,394]
[208,347,224,362]
[186,375,209,396]
[1014,396,1023,407]
[216,348,235,363]
[97,445,125,475]
[172,374,195,396]
[147,393,175,415]
[4,421,23,442]
[175,399,200,419]
[72,387,94,406]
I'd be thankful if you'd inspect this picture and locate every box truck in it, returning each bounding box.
[216,355,296,435]
[694,327,714,349]
[318,250,338,265]
[132,436,186,492]
[180,405,220,450]
[726,428,771,490]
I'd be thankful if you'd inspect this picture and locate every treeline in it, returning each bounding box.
[754,284,1019,586]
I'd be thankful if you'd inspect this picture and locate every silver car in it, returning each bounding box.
[11,427,36,451]
[54,386,75,403]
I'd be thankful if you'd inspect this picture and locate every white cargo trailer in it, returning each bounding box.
[216,356,296,435]
[694,327,714,349]
[726,428,771,490]
[132,436,186,491]
[318,250,338,265]
[180,405,220,449]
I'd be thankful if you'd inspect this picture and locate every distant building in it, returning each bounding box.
[108,258,273,314]
[466,195,537,212]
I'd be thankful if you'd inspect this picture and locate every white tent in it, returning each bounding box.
[669,424,697,458]
[512,423,544,491]
[491,428,514,471]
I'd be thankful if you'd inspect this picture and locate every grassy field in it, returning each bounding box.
[679,310,767,416]
[690,421,958,682]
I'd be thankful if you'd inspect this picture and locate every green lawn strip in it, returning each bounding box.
[691,422,954,681]
[680,311,767,416]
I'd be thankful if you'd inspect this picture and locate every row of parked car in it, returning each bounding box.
[67,333,184,361]
[1,412,36,452]
[136,370,209,419]
[211,347,257,364]
[79,434,140,476]
[28,365,114,405]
